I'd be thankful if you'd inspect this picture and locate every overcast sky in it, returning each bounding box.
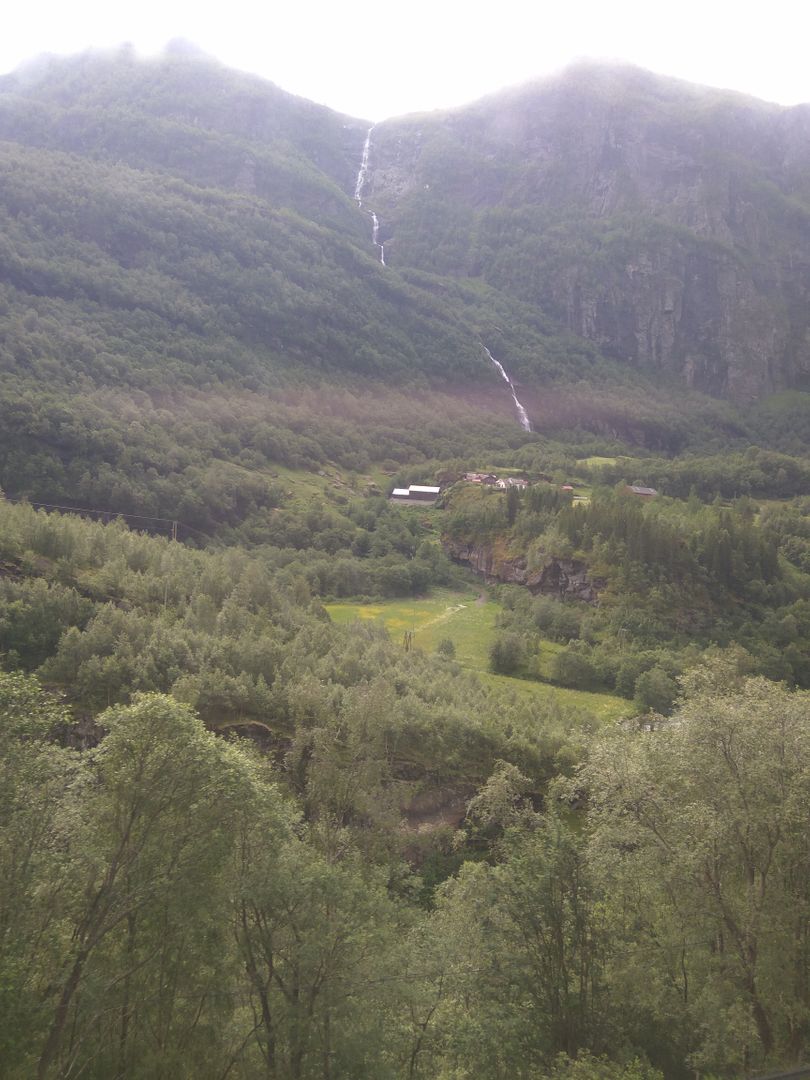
[3,0,809,120]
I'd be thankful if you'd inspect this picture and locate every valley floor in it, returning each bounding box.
[326,588,628,722]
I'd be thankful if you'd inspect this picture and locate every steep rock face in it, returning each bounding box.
[444,538,602,603]
[364,64,810,400]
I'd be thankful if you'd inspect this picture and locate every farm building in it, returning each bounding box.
[389,485,441,505]
[627,485,658,498]
[408,486,442,502]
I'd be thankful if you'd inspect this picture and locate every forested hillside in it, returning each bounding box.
[2,48,810,531]
[0,48,546,519]
[1,44,810,1079]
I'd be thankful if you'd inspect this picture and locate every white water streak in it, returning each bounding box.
[483,346,531,431]
[354,130,372,202]
[371,212,385,266]
[354,126,385,266]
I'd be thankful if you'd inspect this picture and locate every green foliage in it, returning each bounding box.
[585,672,810,1074]
[747,391,810,456]
[533,596,585,642]
[589,447,810,500]
[436,637,456,658]
[0,501,571,787]
[551,646,600,691]
[0,682,412,1078]
[489,632,525,675]
[633,665,678,715]
[0,672,77,1073]
[0,50,566,529]
[433,813,613,1074]
[464,760,535,834]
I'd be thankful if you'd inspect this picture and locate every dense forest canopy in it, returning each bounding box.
[2,499,810,1079]
[1,45,809,1079]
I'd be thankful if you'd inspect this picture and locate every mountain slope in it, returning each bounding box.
[0,48,619,397]
[0,45,369,231]
[365,62,810,399]
[0,50,575,524]
[0,49,808,533]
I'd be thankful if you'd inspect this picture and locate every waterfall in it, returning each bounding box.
[483,346,531,432]
[354,126,385,266]
[371,212,385,267]
[353,129,372,202]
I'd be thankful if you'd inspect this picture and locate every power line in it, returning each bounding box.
[7,499,176,525]
[1,496,214,543]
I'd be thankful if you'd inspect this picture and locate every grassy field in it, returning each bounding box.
[327,588,492,666]
[326,589,628,723]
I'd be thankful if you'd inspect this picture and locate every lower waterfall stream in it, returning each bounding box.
[482,346,532,431]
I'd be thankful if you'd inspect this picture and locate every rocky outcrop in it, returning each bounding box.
[444,538,602,603]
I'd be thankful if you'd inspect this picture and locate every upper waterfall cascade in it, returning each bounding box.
[483,346,531,432]
[354,127,385,266]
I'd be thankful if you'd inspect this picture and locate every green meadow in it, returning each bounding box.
[326,590,627,722]
[328,589,494,664]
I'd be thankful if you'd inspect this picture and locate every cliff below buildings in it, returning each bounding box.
[443,537,602,603]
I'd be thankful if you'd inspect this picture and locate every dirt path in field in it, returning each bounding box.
[415,603,467,633]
